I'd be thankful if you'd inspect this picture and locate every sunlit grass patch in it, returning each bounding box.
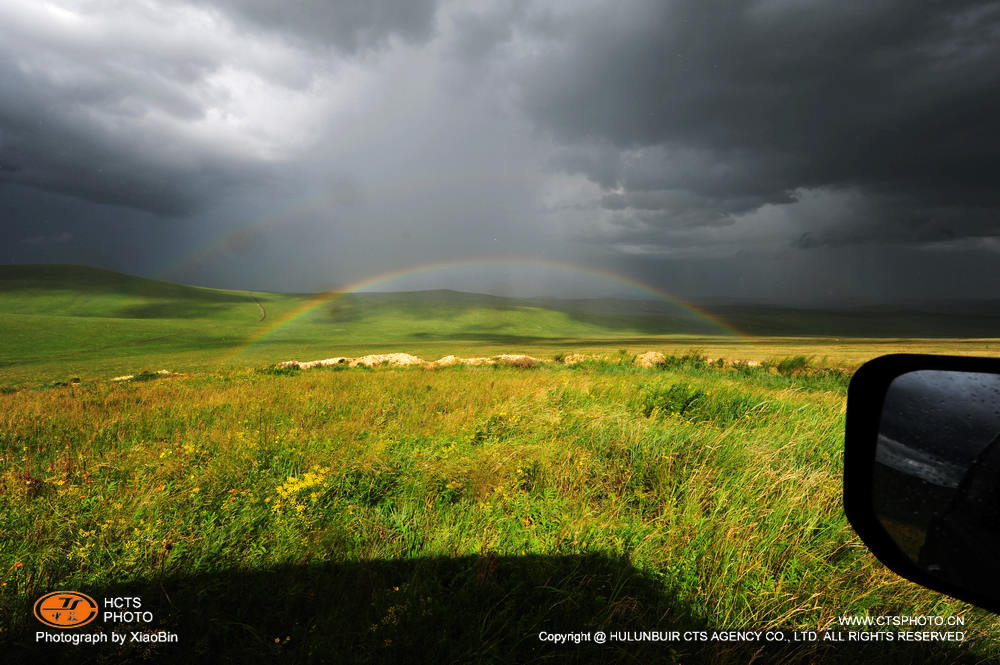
[0,362,996,663]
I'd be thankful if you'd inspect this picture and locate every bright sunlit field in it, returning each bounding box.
[3,266,1000,663]
[4,358,1000,663]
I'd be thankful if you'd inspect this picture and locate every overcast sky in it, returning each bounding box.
[2,0,999,304]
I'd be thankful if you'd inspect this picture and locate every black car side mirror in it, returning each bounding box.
[845,354,1000,613]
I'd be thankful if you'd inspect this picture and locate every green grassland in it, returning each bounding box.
[3,360,998,663]
[2,264,999,387]
[2,265,1000,663]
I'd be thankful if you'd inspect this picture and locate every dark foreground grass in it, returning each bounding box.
[1,362,997,663]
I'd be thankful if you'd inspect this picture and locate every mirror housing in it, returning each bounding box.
[845,353,1000,613]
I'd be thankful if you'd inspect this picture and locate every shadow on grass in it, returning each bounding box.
[4,554,986,664]
[115,303,246,319]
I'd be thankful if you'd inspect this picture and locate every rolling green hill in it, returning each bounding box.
[1,264,998,385]
[0,265,732,383]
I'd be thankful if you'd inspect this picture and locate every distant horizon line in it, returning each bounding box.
[2,261,998,310]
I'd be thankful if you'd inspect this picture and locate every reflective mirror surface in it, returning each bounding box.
[874,370,1000,595]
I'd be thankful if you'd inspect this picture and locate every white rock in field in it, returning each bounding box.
[459,357,495,366]
[295,359,344,369]
[349,353,425,367]
[110,374,134,382]
[636,351,666,368]
[432,355,498,366]
[495,354,538,367]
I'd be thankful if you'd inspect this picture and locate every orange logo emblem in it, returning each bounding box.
[33,591,99,629]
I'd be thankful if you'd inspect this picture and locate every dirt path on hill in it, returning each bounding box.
[252,295,267,322]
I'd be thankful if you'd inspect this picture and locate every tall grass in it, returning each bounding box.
[0,363,996,663]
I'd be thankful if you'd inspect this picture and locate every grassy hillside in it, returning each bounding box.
[0,265,724,383]
[2,264,999,387]
[2,359,997,663]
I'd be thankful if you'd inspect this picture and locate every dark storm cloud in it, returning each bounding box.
[0,0,441,217]
[2,0,998,305]
[21,231,72,246]
[0,81,263,217]
[0,5,259,215]
[198,0,438,52]
[519,0,1000,249]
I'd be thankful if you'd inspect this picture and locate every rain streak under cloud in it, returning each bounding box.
[1,0,999,305]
